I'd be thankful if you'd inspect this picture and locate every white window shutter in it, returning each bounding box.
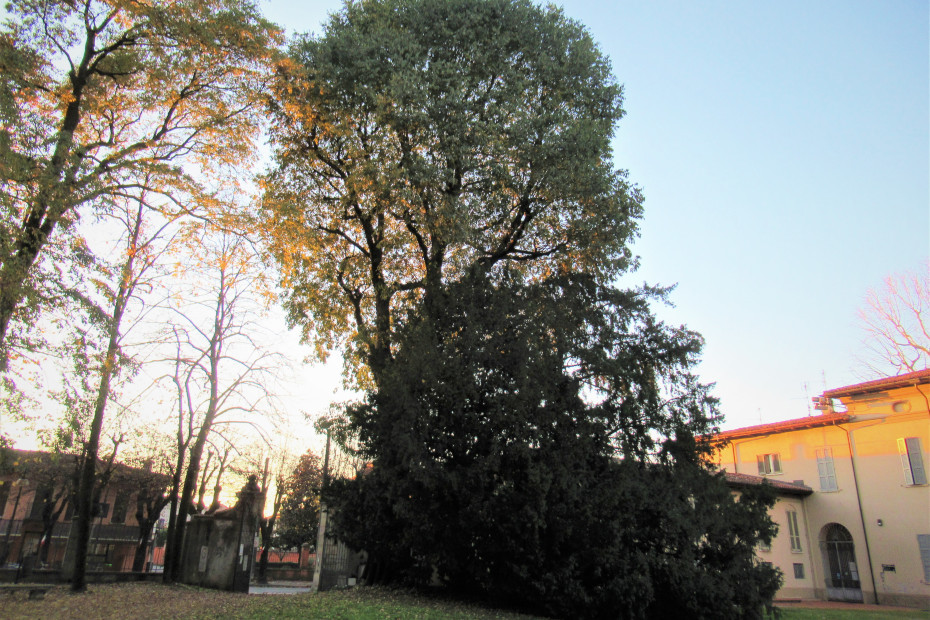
[906,437,927,485]
[817,448,837,491]
[899,438,915,486]
[787,510,802,552]
[918,534,930,582]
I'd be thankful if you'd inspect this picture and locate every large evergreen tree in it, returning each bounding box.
[328,275,781,619]
[275,450,324,551]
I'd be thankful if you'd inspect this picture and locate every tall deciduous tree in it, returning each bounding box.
[69,183,179,590]
[262,0,642,386]
[0,0,280,363]
[160,230,281,583]
[859,261,929,375]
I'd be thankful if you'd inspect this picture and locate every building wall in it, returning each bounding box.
[716,384,930,609]
[0,457,155,571]
[0,484,37,563]
[754,495,817,600]
[835,393,930,608]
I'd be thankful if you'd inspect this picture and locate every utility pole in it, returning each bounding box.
[311,431,331,592]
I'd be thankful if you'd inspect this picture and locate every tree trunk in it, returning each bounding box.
[70,340,117,591]
[69,200,140,591]
[0,42,92,354]
[165,266,229,582]
[166,425,213,582]
[161,472,181,580]
[133,516,156,572]
[38,494,67,565]
[257,539,271,584]
[196,451,213,512]
[165,340,221,581]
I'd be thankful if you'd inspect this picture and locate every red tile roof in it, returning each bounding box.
[724,472,813,496]
[714,412,852,442]
[822,369,930,399]
[711,370,927,443]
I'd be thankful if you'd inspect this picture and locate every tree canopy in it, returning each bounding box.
[276,449,323,550]
[0,0,281,364]
[262,0,642,384]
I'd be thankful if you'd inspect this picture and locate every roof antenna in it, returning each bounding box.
[804,382,811,417]
[758,407,762,424]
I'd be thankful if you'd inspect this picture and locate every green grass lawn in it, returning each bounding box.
[4,582,927,619]
[215,587,540,620]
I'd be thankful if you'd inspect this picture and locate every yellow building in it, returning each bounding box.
[716,369,930,609]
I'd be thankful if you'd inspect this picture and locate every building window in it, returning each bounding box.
[816,448,838,491]
[759,540,771,552]
[918,535,930,582]
[111,491,129,524]
[757,453,782,475]
[92,502,109,519]
[29,486,53,520]
[0,482,9,517]
[793,563,805,579]
[898,438,927,486]
[787,510,802,552]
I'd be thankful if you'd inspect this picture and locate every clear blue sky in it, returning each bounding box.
[263,0,929,431]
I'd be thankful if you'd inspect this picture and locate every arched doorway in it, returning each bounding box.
[820,523,863,603]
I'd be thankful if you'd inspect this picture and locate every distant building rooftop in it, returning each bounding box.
[724,472,813,496]
[715,412,852,442]
[714,370,930,443]
[822,369,930,399]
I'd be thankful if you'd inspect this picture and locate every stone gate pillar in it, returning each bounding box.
[179,475,264,592]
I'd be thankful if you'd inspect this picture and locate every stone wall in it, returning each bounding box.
[179,476,262,592]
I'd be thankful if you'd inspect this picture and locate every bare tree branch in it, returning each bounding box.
[858,260,930,376]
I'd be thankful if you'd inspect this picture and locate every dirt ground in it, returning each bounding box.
[2,582,257,620]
